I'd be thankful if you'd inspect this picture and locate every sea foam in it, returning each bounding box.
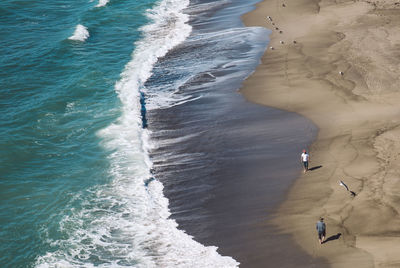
[95,0,109,8]
[68,24,89,42]
[35,0,239,266]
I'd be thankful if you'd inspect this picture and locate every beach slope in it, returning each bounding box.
[241,0,400,267]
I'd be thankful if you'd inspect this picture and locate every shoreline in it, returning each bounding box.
[241,0,400,267]
[147,0,331,266]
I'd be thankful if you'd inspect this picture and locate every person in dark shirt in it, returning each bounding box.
[316,217,326,244]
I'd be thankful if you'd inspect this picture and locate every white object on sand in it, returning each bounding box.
[339,180,349,191]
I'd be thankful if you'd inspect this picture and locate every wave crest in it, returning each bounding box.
[68,24,89,42]
[95,0,109,8]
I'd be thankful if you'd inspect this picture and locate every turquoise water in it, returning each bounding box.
[0,0,153,266]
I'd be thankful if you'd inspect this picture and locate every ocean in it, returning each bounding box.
[0,0,317,267]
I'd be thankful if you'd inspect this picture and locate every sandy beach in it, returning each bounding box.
[242,0,400,267]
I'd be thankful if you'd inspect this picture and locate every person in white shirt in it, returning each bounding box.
[300,149,309,173]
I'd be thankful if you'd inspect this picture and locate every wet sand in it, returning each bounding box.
[151,82,327,267]
[242,0,400,267]
[150,1,331,267]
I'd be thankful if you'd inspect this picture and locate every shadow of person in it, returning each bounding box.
[323,233,341,244]
[350,191,356,197]
[308,165,322,171]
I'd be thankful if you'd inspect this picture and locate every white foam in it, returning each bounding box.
[36,0,239,266]
[142,25,269,111]
[185,0,232,15]
[68,24,89,42]
[95,0,109,8]
[144,90,201,110]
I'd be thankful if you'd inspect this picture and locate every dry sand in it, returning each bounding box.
[241,0,400,267]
